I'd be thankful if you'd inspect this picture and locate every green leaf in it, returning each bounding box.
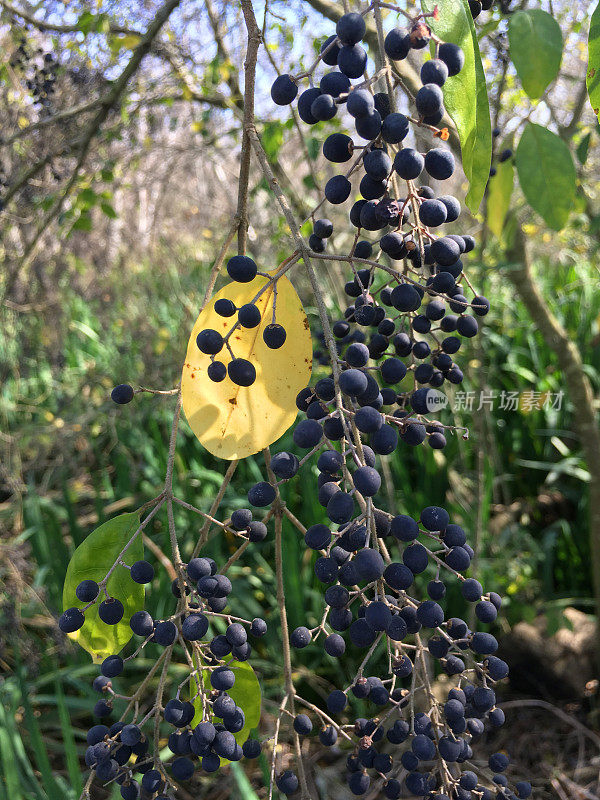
[476,17,500,40]
[76,11,109,35]
[515,123,576,231]
[486,146,514,237]
[78,187,97,205]
[62,512,143,662]
[76,11,96,35]
[587,1,600,120]
[508,10,563,100]
[307,136,320,161]
[261,121,285,160]
[421,0,491,212]
[546,608,572,637]
[101,202,118,219]
[70,213,93,233]
[576,131,592,164]
[192,658,261,756]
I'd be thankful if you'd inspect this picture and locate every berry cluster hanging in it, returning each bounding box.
[58,4,532,800]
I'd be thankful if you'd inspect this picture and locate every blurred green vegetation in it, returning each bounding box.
[1,234,599,796]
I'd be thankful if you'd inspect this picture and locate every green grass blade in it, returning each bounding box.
[0,717,20,799]
[15,662,62,800]
[54,679,82,795]
[0,696,45,800]
[230,761,260,800]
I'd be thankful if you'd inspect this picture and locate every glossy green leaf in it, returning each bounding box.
[587,1,600,119]
[515,123,576,231]
[508,10,563,100]
[62,512,143,662]
[192,658,261,755]
[421,0,491,212]
[486,146,514,238]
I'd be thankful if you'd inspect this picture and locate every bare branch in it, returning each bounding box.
[237,0,262,254]
[6,0,183,289]
[0,0,142,35]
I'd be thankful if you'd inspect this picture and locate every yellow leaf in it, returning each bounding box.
[118,34,141,49]
[218,61,232,80]
[486,153,514,238]
[109,33,140,54]
[182,272,312,460]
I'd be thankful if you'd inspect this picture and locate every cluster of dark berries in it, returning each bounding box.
[8,36,28,69]
[10,37,58,109]
[249,485,523,798]
[255,9,532,799]
[308,217,334,253]
[61,538,270,792]
[268,11,489,458]
[194,254,287,388]
[73,5,533,799]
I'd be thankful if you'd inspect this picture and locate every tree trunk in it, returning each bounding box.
[506,223,600,653]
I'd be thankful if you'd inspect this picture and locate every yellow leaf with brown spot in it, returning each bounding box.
[182,272,312,460]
